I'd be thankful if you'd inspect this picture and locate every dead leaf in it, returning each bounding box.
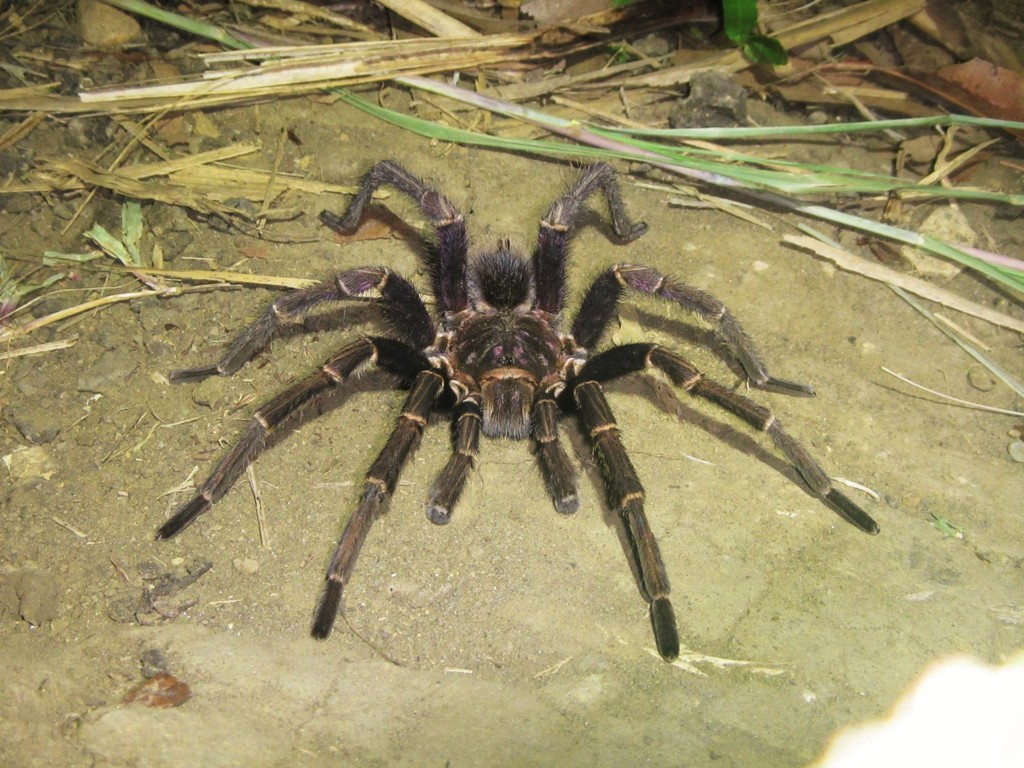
[324,207,421,244]
[937,58,1024,123]
[123,672,192,708]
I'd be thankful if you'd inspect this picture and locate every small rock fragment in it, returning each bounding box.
[78,0,143,47]
[232,558,260,575]
[900,206,976,277]
[16,570,60,626]
[1009,440,1024,464]
[966,366,996,392]
[140,648,170,678]
[4,402,62,444]
[2,445,57,483]
[77,349,137,393]
[670,71,747,128]
[632,33,673,58]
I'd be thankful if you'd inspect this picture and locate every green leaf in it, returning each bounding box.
[722,0,758,44]
[608,43,631,64]
[743,34,788,65]
[43,251,102,266]
[0,253,64,305]
[931,513,965,539]
[121,200,144,266]
[84,223,136,267]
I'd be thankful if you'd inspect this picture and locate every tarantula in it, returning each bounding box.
[157,160,879,661]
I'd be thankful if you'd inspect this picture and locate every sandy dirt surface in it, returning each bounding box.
[1,92,1022,767]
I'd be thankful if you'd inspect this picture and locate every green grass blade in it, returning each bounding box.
[594,114,1024,139]
[890,286,1024,399]
[100,0,249,50]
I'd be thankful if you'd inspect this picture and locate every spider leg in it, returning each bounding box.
[576,343,880,534]
[534,163,648,313]
[170,267,434,383]
[426,391,482,524]
[572,264,814,397]
[320,160,469,313]
[573,379,679,661]
[312,368,445,639]
[532,390,580,514]
[157,337,430,540]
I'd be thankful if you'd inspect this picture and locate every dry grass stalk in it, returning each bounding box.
[487,58,654,103]
[784,234,1024,334]
[9,144,362,218]
[0,284,228,344]
[79,33,538,106]
[801,0,927,48]
[0,83,59,102]
[202,34,529,63]
[373,0,478,37]
[118,267,317,289]
[0,338,77,362]
[234,0,381,39]
[0,111,46,153]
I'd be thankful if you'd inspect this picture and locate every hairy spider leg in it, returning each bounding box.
[576,343,880,534]
[313,369,445,639]
[572,264,815,397]
[320,159,470,313]
[572,379,680,662]
[158,337,430,540]
[532,389,580,514]
[169,267,434,384]
[427,390,483,524]
[534,162,649,314]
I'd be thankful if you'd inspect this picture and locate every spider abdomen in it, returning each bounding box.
[480,371,534,438]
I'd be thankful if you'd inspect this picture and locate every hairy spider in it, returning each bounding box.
[158,160,879,661]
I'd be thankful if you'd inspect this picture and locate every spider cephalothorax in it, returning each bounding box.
[157,160,878,662]
[449,248,559,439]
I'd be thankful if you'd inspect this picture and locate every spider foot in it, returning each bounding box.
[618,221,648,243]
[553,493,580,515]
[319,209,356,234]
[156,495,209,539]
[824,488,880,535]
[426,502,453,525]
[758,376,816,397]
[168,365,221,384]
[651,597,680,662]
[312,580,343,639]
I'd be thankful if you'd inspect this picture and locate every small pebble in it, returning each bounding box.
[4,403,62,444]
[140,648,170,678]
[16,570,60,626]
[1009,440,1024,463]
[2,446,57,483]
[233,558,259,575]
[632,32,673,57]
[78,0,143,47]
[966,366,996,392]
[76,349,137,394]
